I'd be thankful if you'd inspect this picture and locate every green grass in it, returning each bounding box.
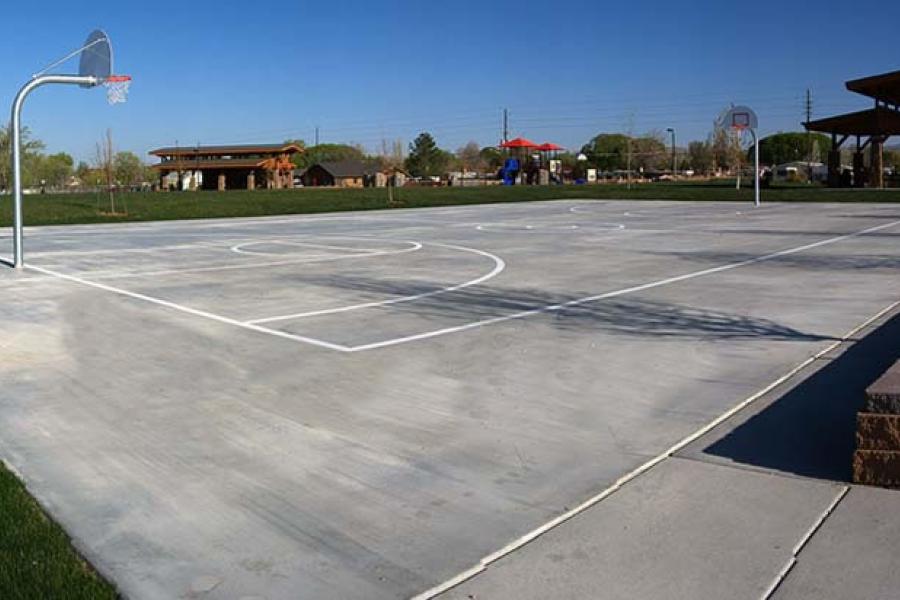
[0,461,118,599]
[3,181,898,227]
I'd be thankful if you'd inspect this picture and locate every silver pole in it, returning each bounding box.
[11,74,97,268]
[752,129,760,207]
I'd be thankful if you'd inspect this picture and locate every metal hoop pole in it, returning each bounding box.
[11,74,97,268]
[751,129,760,207]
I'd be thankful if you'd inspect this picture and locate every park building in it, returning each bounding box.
[149,143,301,191]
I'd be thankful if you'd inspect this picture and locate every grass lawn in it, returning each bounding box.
[2,181,898,227]
[0,461,117,599]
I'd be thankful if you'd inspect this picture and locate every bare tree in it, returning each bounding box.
[379,138,405,206]
[94,129,123,214]
[456,141,483,172]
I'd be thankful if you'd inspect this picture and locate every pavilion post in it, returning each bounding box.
[871,137,884,188]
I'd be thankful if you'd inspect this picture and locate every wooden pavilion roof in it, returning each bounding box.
[804,106,900,137]
[846,70,900,106]
[149,143,303,158]
[152,157,295,171]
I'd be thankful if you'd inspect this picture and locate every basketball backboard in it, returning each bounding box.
[77,30,112,87]
[721,105,758,131]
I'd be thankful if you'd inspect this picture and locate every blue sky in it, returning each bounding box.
[2,0,898,163]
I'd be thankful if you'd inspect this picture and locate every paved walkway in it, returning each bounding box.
[439,309,900,599]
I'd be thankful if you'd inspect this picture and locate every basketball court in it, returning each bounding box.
[1,199,899,598]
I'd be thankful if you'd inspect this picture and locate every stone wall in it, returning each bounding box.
[854,360,900,487]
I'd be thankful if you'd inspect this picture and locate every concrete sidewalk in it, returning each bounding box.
[439,309,900,599]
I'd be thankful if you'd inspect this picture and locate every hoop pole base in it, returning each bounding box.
[10,74,97,268]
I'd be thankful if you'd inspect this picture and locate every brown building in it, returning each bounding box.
[301,160,373,188]
[149,143,302,191]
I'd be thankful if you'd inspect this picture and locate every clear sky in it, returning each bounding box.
[2,0,898,163]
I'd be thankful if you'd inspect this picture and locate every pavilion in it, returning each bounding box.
[149,143,302,191]
[804,70,900,188]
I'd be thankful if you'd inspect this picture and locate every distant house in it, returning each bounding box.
[301,160,373,188]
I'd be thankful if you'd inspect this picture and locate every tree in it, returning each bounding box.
[750,132,832,165]
[95,129,119,213]
[581,133,630,171]
[710,124,743,173]
[456,141,483,172]
[32,152,74,189]
[113,151,143,187]
[373,138,405,172]
[687,141,714,174]
[293,143,364,170]
[631,132,668,171]
[581,132,667,172]
[0,125,45,190]
[405,132,449,177]
[479,146,503,170]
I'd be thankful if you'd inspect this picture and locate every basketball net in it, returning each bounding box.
[104,75,131,104]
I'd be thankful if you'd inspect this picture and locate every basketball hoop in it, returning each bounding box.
[103,75,131,104]
[719,105,761,207]
[9,29,131,268]
[730,112,751,131]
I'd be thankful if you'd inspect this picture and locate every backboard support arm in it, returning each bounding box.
[10,74,98,268]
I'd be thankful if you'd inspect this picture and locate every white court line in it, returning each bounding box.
[1,210,470,239]
[23,218,900,356]
[25,242,219,258]
[80,242,422,280]
[247,243,506,324]
[475,223,622,232]
[345,218,900,351]
[411,300,900,600]
[229,239,389,257]
[25,264,352,352]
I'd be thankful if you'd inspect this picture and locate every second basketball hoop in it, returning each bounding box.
[721,105,761,207]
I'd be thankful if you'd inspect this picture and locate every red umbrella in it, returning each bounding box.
[536,142,564,151]
[500,137,539,149]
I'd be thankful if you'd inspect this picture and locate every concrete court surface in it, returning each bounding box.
[0,199,898,599]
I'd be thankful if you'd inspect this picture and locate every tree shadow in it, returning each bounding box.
[701,311,900,481]
[699,228,898,239]
[290,273,835,342]
[649,249,900,271]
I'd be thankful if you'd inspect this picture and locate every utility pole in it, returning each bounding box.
[502,108,508,144]
[805,89,813,183]
[666,127,676,175]
[315,126,320,147]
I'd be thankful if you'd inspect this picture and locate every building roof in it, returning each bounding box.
[152,158,273,170]
[846,70,900,106]
[306,160,374,178]
[149,143,302,157]
[804,106,900,137]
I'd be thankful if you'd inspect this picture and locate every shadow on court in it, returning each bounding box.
[650,250,900,271]
[701,311,900,482]
[289,274,835,342]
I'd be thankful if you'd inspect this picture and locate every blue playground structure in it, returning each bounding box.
[501,157,520,185]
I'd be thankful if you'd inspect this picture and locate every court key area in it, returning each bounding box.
[1,199,899,599]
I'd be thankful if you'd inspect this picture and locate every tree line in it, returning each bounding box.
[283,127,860,180]
[0,126,154,192]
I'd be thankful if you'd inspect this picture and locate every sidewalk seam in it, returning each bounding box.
[760,485,850,599]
